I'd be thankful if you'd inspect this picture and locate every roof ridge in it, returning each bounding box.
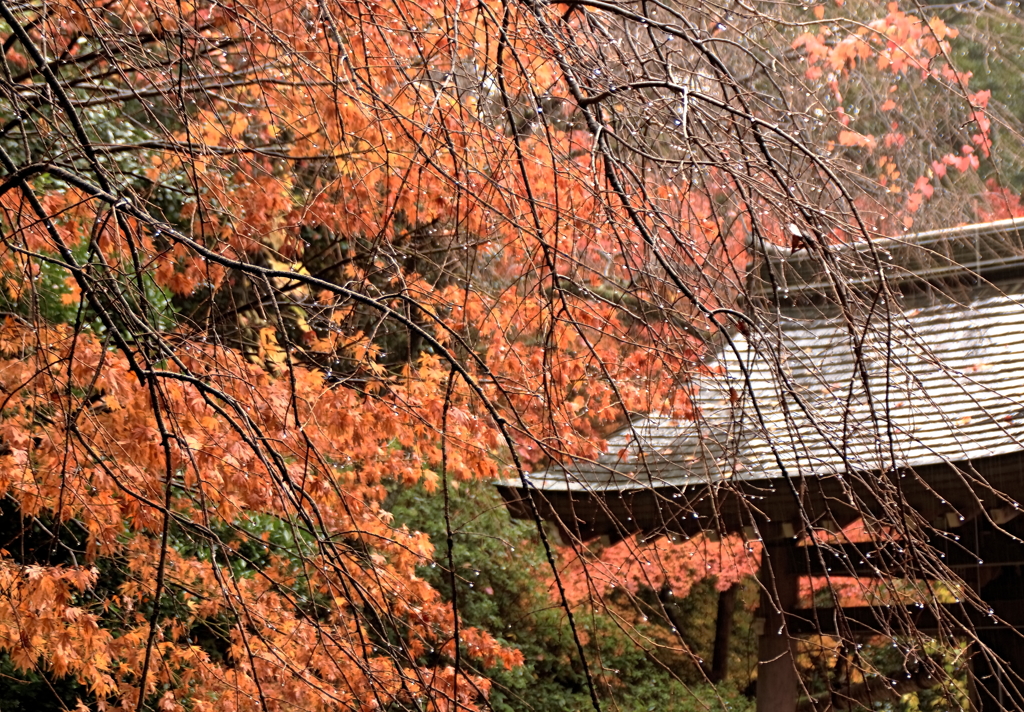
[752,217,1024,300]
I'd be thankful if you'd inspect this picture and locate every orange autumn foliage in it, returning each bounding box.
[0,321,519,709]
[791,3,992,227]
[0,0,731,705]
[557,535,759,603]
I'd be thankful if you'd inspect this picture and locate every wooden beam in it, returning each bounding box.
[498,449,1024,541]
[792,537,1024,579]
[793,541,921,579]
[787,600,1024,636]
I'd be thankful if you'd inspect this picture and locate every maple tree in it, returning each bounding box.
[0,0,1004,708]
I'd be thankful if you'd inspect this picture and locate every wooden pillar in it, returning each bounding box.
[711,583,738,683]
[971,615,1024,710]
[963,520,1024,710]
[756,539,799,712]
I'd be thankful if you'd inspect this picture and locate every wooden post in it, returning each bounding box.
[756,539,799,712]
[711,583,738,683]
[972,622,1024,710]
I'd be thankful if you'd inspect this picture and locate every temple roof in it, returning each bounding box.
[498,218,1024,539]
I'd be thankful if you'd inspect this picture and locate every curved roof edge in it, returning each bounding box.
[753,217,1024,300]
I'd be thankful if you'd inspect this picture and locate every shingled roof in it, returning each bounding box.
[498,218,1024,541]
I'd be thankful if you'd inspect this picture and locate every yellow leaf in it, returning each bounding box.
[258,327,288,364]
[928,16,949,41]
